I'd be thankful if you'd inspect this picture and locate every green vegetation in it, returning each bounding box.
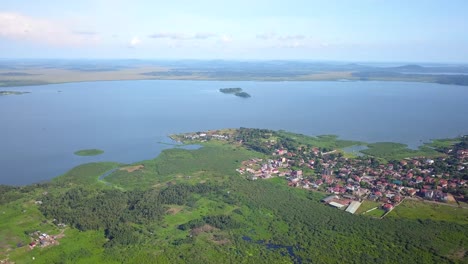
[105,142,261,189]
[387,200,468,225]
[219,88,251,98]
[277,131,363,150]
[1,129,467,263]
[427,138,461,150]
[360,142,443,161]
[356,200,381,214]
[219,87,242,94]
[234,91,251,98]
[74,149,104,156]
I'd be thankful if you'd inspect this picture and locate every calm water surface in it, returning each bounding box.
[1,80,467,185]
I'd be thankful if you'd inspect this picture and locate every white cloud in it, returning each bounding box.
[129,37,141,48]
[219,34,232,43]
[256,33,307,41]
[284,41,304,48]
[0,12,98,46]
[149,32,218,40]
[278,35,306,40]
[256,32,276,40]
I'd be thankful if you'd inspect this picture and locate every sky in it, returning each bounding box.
[0,0,467,62]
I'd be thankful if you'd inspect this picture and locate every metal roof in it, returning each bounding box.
[345,201,362,214]
[328,201,346,208]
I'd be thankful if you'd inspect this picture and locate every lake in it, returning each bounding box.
[1,80,468,185]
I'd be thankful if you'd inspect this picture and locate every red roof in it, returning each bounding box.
[383,203,393,210]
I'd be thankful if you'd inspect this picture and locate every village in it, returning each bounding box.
[27,230,63,250]
[176,129,468,216]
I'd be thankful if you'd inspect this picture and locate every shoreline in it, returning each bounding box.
[2,76,468,88]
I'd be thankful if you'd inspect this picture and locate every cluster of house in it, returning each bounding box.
[176,131,230,141]
[236,158,288,179]
[177,129,466,209]
[28,231,58,249]
[236,145,467,208]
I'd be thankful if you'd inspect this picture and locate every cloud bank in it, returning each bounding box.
[0,12,98,46]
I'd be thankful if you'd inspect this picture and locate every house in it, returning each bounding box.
[439,179,448,188]
[424,190,435,199]
[321,195,338,203]
[393,195,402,203]
[382,203,394,211]
[292,170,303,177]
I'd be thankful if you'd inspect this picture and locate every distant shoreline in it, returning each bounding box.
[1,76,468,88]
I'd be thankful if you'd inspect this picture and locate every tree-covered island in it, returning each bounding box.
[74,149,104,156]
[219,88,251,98]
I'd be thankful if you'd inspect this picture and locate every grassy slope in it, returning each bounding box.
[387,200,468,225]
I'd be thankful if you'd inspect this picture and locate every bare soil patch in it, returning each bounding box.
[190,224,218,236]
[120,165,144,173]
[166,207,183,215]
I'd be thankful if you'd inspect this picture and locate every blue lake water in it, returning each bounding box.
[1,80,468,185]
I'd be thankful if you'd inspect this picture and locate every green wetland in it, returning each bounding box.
[1,130,467,263]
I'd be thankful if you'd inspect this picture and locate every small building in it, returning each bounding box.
[425,190,435,199]
[328,201,346,209]
[345,201,362,214]
[382,203,394,211]
[321,195,338,203]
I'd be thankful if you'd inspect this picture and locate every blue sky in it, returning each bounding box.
[1,0,467,62]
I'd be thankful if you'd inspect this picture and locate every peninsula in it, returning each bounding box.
[1,128,467,264]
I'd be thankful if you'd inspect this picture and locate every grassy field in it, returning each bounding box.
[52,162,121,187]
[74,149,104,156]
[426,138,461,149]
[363,208,386,218]
[356,200,381,215]
[360,142,444,161]
[387,200,468,225]
[276,131,363,150]
[105,142,262,190]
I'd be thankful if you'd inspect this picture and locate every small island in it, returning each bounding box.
[74,149,104,156]
[219,87,251,98]
[0,91,30,96]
